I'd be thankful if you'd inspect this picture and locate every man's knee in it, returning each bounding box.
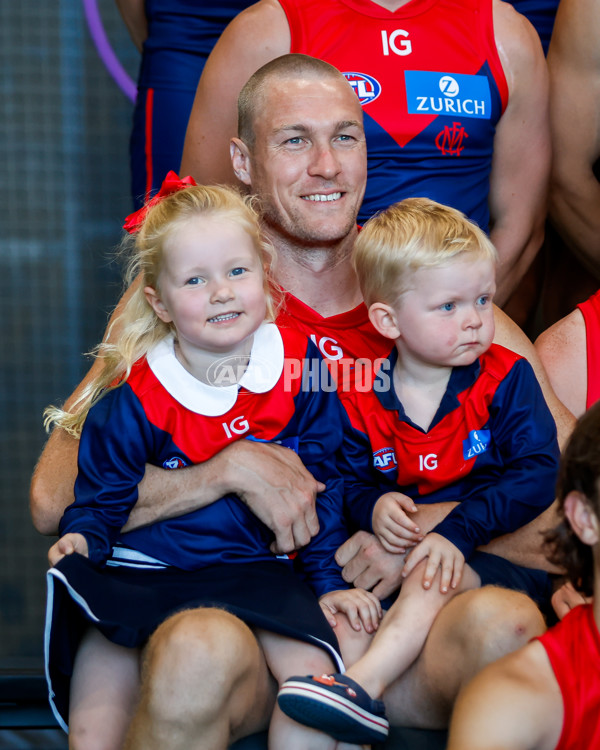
[141,608,263,721]
[439,585,546,667]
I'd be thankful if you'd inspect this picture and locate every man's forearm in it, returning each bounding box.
[479,502,563,572]
[123,459,230,531]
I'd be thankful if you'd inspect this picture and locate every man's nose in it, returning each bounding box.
[307,144,341,179]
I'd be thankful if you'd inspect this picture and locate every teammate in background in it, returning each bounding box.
[31,56,573,750]
[180,0,550,307]
[278,198,559,745]
[116,0,252,208]
[44,176,379,750]
[447,400,600,750]
[535,288,600,421]
[507,0,559,54]
[547,0,600,281]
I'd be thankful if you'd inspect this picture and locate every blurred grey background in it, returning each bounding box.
[1,0,140,662]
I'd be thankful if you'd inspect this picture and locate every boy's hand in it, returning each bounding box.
[402,532,464,593]
[319,588,382,633]
[48,533,89,567]
[372,492,423,553]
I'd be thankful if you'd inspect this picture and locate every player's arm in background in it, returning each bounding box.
[489,0,551,306]
[180,0,290,185]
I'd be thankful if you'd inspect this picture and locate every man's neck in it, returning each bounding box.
[269,229,363,317]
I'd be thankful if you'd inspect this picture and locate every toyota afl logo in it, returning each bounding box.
[343,72,382,105]
[439,76,460,97]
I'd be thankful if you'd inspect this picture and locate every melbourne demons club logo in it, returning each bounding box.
[436,121,468,156]
[343,72,382,105]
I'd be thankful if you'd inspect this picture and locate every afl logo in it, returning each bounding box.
[439,76,460,97]
[343,72,381,105]
[163,456,188,469]
[373,447,398,471]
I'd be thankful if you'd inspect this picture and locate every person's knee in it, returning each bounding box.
[442,586,545,667]
[140,608,262,723]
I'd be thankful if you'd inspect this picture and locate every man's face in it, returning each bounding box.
[239,76,367,247]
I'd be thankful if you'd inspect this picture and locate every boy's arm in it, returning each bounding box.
[447,641,563,750]
[432,357,560,559]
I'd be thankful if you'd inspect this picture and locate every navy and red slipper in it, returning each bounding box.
[277,673,389,744]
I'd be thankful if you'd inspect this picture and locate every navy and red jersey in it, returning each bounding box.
[60,324,348,599]
[339,344,559,558]
[277,290,390,391]
[577,289,600,410]
[536,604,600,749]
[279,0,508,226]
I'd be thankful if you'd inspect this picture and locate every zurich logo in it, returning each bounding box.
[439,76,460,97]
[343,72,382,105]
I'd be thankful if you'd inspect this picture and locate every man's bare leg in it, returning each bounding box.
[69,628,140,750]
[123,608,277,750]
[382,586,547,729]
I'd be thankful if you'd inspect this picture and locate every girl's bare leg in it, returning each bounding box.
[257,629,368,750]
[69,627,140,750]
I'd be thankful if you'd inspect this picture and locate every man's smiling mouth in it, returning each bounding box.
[301,192,342,202]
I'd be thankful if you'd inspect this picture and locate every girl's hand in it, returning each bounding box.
[402,533,464,593]
[372,492,423,553]
[319,588,383,633]
[48,533,89,567]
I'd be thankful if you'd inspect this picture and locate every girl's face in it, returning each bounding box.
[145,214,267,359]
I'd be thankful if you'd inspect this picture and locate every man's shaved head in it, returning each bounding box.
[238,54,354,150]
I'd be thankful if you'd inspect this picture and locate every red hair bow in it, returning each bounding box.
[123,171,197,234]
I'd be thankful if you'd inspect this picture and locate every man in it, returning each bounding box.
[31,56,571,750]
[447,401,600,750]
[180,0,550,307]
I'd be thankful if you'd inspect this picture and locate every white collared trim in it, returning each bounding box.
[147,323,284,416]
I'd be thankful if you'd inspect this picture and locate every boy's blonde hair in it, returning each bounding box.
[353,197,498,307]
[45,184,279,437]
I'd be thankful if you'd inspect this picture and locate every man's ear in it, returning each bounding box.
[564,491,600,547]
[369,302,401,341]
[144,286,172,324]
[231,138,252,186]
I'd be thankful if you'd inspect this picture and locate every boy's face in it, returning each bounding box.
[389,256,496,369]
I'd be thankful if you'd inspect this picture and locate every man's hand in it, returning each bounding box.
[372,492,423,553]
[319,588,382,633]
[335,531,407,599]
[48,533,89,567]
[224,441,324,554]
[551,581,592,620]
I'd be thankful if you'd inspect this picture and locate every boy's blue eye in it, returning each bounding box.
[186,277,200,285]
[477,295,490,306]
[441,302,455,312]
[230,267,246,277]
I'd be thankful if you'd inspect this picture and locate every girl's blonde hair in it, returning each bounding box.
[353,197,498,307]
[44,184,279,437]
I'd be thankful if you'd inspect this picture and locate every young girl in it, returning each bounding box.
[44,174,380,750]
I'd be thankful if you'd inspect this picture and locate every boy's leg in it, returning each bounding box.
[383,585,547,728]
[69,627,140,750]
[123,608,276,750]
